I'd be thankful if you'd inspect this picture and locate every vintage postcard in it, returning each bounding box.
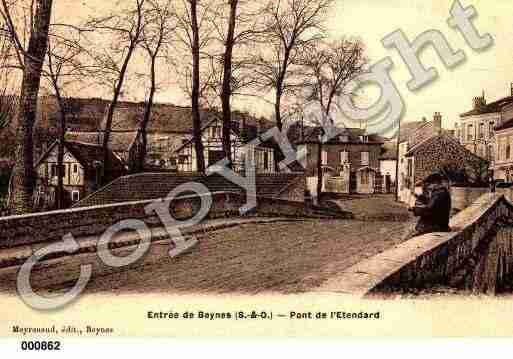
[0,0,513,350]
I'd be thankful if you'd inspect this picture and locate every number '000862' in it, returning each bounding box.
[21,341,61,351]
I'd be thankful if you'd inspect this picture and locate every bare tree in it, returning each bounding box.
[1,0,54,214]
[0,30,18,131]
[206,0,265,167]
[175,0,217,173]
[43,27,89,209]
[218,0,238,167]
[303,39,366,201]
[86,0,146,183]
[257,0,332,132]
[130,0,174,173]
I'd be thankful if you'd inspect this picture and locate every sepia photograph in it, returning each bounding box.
[0,0,513,350]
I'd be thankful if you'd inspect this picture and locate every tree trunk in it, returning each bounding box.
[134,54,157,173]
[9,0,54,214]
[190,0,205,173]
[102,41,137,183]
[56,98,66,209]
[220,0,238,168]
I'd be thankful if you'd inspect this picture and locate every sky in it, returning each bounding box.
[53,0,513,131]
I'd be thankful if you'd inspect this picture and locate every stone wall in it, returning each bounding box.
[0,192,244,249]
[0,189,346,250]
[329,193,513,296]
[451,186,489,212]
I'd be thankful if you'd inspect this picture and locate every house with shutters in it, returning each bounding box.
[493,101,513,182]
[57,98,277,173]
[34,140,125,209]
[289,123,385,195]
[173,116,276,173]
[455,87,513,165]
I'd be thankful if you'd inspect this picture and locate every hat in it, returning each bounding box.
[424,172,445,184]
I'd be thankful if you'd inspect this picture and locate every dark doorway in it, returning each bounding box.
[208,150,225,166]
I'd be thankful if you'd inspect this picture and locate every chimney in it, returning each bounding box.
[473,91,486,109]
[433,112,442,133]
[422,116,427,122]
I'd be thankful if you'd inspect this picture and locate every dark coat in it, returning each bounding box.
[413,187,451,235]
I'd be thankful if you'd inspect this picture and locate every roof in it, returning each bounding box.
[495,118,513,132]
[73,172,304,208]
[405,133,479,158]
[398,120,427,143]
[30,96,276,138]
[287,122,384,145]
[103,102,275,135]
[460,95,513,117]
[174,115,276,153]
[36,140,125,173]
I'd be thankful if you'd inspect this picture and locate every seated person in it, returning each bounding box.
[409,172,451,237]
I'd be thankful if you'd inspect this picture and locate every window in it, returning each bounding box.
[339,150,349,164]
[71,190,80,202]
[479,123,484,139]
[321,150,327,165]
[211,126,221,138]
[467,124,474,141]
[73,164,79,173]
[487,145,493,161]
[507,144,511,160]
[263,152,269,170]
[489,121,495,138]
[178,155,189,164]
[407,158,413,177]
[361,151,369,166]
[50,163,57,177]
[361,171,368,185]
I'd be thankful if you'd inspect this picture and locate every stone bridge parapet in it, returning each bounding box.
[323,193,513,296]
[0,191,350,250]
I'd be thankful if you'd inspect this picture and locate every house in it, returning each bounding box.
[399,134,489,206]
[397,112,445,203]
[49,98,278,173]
[34,140,126,209]
[492,102,513,182]
[64,101,197,170]
[289,123,384,195]
[379,141,397,193]
[455,87,513,164]
[173,116,276,173]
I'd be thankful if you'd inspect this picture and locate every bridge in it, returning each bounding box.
[0,182,511,297]
[321,191,513,296]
